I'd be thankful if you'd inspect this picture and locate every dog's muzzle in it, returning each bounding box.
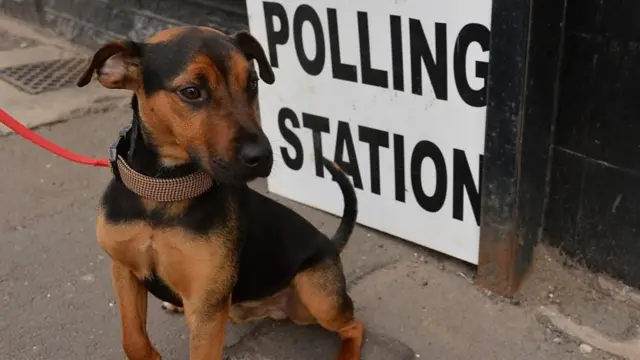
[237,140,273,179]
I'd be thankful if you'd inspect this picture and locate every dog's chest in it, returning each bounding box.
[98,214,235,301]
[97,217,180,279]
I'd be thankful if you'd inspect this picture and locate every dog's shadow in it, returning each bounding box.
[223,320,417,360]
[146,298,415,360]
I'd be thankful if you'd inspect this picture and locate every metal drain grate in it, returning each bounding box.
[0,30,38,51]
[0,57,89,95]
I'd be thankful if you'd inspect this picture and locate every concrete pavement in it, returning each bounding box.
[1,14,640,360]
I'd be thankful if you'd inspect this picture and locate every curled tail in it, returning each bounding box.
[321,158,358,253]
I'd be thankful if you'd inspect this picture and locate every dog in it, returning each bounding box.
[76,26,364,360]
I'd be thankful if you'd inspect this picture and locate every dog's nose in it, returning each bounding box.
[239,142,269,167]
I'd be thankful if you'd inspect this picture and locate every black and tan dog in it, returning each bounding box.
[76,26,363,360]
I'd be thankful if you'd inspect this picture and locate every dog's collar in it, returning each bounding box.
[108,125,214,202]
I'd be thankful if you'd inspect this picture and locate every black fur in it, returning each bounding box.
[102,97,358,305]
[143,272,183,306]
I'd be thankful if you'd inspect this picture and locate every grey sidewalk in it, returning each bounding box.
[1,14,639,360]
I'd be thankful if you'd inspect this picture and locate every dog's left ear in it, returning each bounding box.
[230,30,275,85]
[77,40,142,90]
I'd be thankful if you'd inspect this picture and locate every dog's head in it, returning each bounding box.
[78,27,275,184]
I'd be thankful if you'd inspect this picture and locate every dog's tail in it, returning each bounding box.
[322,158,358,253]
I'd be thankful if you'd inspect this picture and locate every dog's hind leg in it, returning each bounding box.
[111,261,161,360]
[292,259,365,360]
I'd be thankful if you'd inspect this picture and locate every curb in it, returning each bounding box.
[538,305,640,360]
[1,0,248,49]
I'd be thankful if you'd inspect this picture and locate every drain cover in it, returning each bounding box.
[0,57,89,95]
[0,30,38,51]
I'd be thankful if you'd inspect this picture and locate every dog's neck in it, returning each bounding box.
[126,95,199,179]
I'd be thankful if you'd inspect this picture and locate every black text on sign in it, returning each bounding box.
[277,107,483,226]
[262,1,491,107]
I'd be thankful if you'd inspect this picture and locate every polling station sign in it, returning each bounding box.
[246,0,491,264]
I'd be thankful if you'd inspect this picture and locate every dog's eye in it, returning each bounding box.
[178,86,203,101]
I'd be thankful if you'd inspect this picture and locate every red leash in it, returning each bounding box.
[0,108,110,167]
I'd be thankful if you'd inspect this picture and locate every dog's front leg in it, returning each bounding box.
[111,261,161,360]
[184,295,231,360]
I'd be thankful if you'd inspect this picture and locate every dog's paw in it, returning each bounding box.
[122,349,162,360]
[161,302,184,314]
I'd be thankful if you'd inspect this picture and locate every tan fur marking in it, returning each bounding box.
[135,93,191,166]
[227,52,250,94]
[195,26,225,35]
[147,27,187,43]
[173,54,223,86]
[97,213,154,278]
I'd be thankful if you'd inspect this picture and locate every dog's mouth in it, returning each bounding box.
[189,151,272,185]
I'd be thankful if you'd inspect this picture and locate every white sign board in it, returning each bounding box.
[246,0,492,264]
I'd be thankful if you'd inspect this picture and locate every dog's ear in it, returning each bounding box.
[230,30,275,85]
[77,40,142,90]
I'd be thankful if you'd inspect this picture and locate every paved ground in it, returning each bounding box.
[1,14,640,360]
